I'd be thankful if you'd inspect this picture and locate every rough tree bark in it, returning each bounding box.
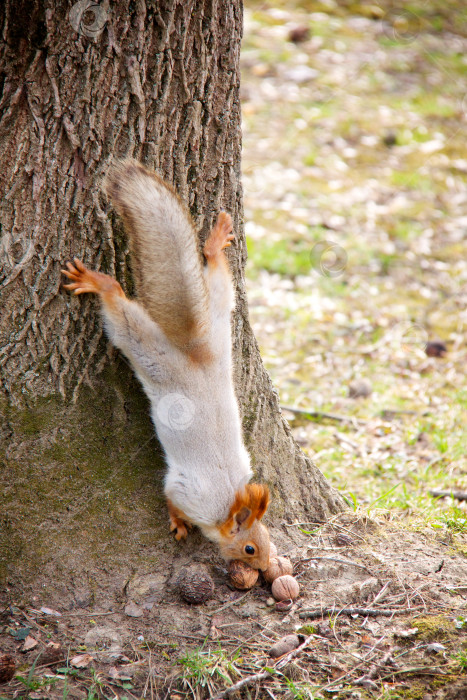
[0,0,344,603]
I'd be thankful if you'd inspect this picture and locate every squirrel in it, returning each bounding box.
[62,159,271,571]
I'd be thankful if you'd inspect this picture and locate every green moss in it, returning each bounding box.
[413,615,456,641]
[0,361,171,592]
[6,396,59,436]
[395,685,427,700]
[246,235,313,278]
[451,543,467,558]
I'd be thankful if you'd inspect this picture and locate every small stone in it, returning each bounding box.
[348,378,372,398]
[383,131,397,147]
[124,601,143,618]
[425,341,447,358]
[125,573,166,604]
[268,634,300,658]
[84,626,123,652]
[40,642,62,665]
[266,597,275,607]
[334,533,353,546]
[288,25,310,43]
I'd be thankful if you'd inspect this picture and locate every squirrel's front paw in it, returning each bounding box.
[62,259,99,295]
[62,259,123,297]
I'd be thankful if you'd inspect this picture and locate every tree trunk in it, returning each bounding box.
[0,0,344,603]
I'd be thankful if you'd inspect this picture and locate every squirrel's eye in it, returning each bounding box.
[245,545,255,555]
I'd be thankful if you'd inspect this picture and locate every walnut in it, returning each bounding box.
[269,541,278,558]
[228,560,258,590]
[177,564,214,604]
[0,654,15,684]
[271,574,300,601]
[263,556,293,584]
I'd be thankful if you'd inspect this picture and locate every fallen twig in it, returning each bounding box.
[211,635,315,699]
[316,658,371,693]
[354,651,396,686]
[302,557,374,574]
[429,489,467,502]
[212,670,272,699]
[371,581,391,606]
[378,665,446,681]
[280,405,366,425]
[299,607,402,620]
[380,409,417,419]
[211,591,251,614]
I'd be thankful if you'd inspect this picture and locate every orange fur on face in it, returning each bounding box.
[219,483,270,538]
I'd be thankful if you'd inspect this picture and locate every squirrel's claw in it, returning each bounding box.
[62,259,87,285]
[204,212,235,259]
[62,259,91,294]
[62,260,124,298]
[169,515,190,541]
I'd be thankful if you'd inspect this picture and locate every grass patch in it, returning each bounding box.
[177,646,242,696]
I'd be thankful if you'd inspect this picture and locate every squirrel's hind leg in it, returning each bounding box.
[166,498,191,541]
[203,211,234,262]
[203,214,235,355]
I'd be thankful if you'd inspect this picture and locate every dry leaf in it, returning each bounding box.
[426,643,446,653]
[209,624,220,640]
[108,665,133,681]
[40,607,62,617]
[71,653,94,668]
[394,627,418,638]
[22,635,38,651]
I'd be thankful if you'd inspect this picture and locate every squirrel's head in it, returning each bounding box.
[217,483,271,571]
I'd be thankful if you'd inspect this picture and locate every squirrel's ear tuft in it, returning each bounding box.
[219,483,270,538]
[244,483,270,522]
[233,483,270,528]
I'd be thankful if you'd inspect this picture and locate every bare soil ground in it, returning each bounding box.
[1,517,467,699]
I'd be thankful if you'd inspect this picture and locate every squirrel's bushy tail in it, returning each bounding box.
[104,159,210,355]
